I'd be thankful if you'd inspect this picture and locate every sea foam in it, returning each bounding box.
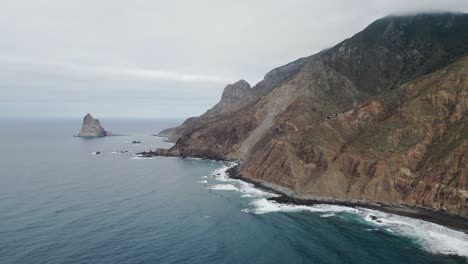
[207,162,277,198]
[210,184,238,191]
[130,156,153,160]
[360,208,468,257]
[242,198,358,215]
[320,213,336,218]
[244,198,468,257]
[206,163,468,258]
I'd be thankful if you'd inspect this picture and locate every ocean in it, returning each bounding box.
[0,118,467,264]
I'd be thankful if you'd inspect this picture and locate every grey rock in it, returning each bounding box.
[77,113,110,137]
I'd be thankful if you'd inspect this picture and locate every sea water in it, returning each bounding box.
[0,118,467,264]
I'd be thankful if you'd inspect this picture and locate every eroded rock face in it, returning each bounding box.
[205,80,256,116]
[77,114,110,137]
[156,13,468,217]
[158,80,258,142]
[241,59,468,216]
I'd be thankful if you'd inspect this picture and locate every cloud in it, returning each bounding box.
[1,0,468,118]
[0,54,229,84]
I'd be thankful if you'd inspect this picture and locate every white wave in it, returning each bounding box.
[201,176,208,179]
[243,198,468,257]
[320,213,335,218]
[209,184,238,191]
[363,213,386,226]
[186,157,203,161]
[209,163,234,182]
[206,162,468,258]
[130,156,153,160]
[199,180,208,184]
[208,164,277,198]
[242,198,358,215]
[236,181,278,198]
[360,208,468,257]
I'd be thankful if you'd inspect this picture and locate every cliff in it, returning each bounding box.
[158,80,258,142]
[77,113,110,137]
[156,13,468,217]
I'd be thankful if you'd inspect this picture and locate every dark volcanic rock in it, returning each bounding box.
[136,151,156,157]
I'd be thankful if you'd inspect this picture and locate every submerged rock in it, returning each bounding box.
[136,151,156,157]
[77,113,111,137]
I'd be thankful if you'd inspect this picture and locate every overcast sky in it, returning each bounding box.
[2,0,468,118]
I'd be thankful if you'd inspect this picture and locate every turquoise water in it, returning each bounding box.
[0,119,467,264]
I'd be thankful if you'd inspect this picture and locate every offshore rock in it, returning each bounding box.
[77,113,110,137]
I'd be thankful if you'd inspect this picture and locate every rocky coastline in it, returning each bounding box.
[143,146,468,233]
[155,14,468,218]
[226,164,468,234]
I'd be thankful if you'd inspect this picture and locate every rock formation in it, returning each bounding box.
[77,113,110,137]
[158,79,258,142]
[156,13,468,217]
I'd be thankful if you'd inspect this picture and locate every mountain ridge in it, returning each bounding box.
[156,13,468,217]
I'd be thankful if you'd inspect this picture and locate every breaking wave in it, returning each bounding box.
[205,162,468,258]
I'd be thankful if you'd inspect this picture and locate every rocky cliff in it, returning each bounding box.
[158,80,258,142]
[77,113,110,137]
[156,13,468,217]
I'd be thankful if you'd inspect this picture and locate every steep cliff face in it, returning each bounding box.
[77,113,110,137]
[158,80,258,142]
[241,58,468,216]
[156,13,468,217]
[204,80,257,116]
[252,53,321,96]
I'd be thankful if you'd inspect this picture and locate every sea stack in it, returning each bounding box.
[77,113,110,137]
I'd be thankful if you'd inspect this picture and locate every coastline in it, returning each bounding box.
[226,165,468,234]
[143,146,468,234]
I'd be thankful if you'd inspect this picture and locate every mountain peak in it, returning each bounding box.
[322,12,468,95]
[84,113,94,120]
[221,79,252,100]
[202,80,257,117]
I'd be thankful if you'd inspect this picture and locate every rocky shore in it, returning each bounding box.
[227,164,468,234]
[142,148,468,232]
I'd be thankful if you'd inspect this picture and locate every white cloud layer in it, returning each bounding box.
[1,0,468,118]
